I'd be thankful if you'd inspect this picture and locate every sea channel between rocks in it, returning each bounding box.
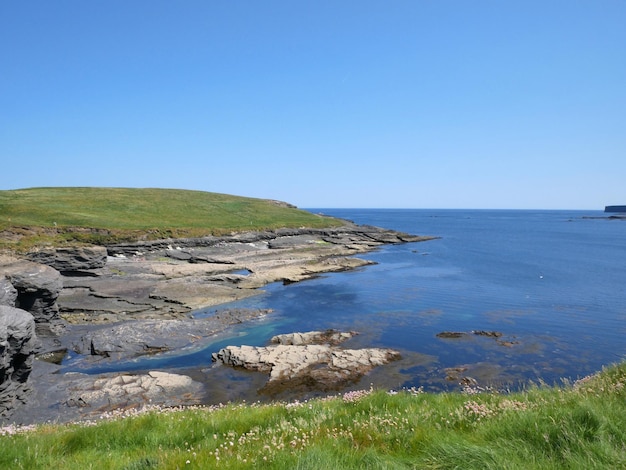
[1,222,435,425]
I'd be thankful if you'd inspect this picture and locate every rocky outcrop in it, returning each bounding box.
[25,246,107,273]
[69,308,273,360]
[0,256,62,323]
[6,367,204,424]
[55,224,433,324]
[212,330,401,394]
[66,371,203,412]
[105,223,429,257]
[0,223,432,422]
[0,306,37,417]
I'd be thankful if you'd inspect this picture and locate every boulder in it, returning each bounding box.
[212,330,400,394]
[25,246,107,272]
[0,256,62,323]
[0,306,37,417]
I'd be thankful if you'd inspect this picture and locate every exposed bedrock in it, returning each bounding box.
[0,306,37,417]
[54,224,433,324]
[0,256,62,323]
[25,246,108,273]
[212,330,401,394]
[69,308,273,360]
[105,223,430,257]
[0,277,18,307]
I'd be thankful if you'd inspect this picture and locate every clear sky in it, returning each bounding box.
[1,1,624,209]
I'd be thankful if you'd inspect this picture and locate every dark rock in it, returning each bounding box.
[472,330,503,338]
[25,246,107,272]
[444,366,469,381]
[436,331,468,339]
[1,256,62,323]
[0,306,37,417]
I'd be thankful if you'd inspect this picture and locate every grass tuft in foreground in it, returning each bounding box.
[0,187,344,251]
[1,361,625,469]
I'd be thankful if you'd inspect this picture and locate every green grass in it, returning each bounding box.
[2,362,625,469]
[0,187,344,251]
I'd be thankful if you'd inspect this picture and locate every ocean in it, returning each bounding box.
[76,209,626,399]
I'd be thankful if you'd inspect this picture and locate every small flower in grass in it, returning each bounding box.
[343,389,372,403]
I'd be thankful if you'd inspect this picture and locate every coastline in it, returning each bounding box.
[2,222,435,425]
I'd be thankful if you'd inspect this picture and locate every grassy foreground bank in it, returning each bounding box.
[2,362,624,469]
[0,187,343,251]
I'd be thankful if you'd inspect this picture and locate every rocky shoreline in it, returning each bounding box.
[1,222,433,425]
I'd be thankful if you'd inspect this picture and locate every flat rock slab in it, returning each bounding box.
[7,364,204,424]
[54,224,432,323]
[68,371,203,411]
[67,308,273,360]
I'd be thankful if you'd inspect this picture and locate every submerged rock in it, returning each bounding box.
[437,330,519,347]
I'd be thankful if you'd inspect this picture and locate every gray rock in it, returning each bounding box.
[212,330,400,394]
[66,371,203,412]
[69,308,273,360]
[0,278,17,307]
[0,256,62,323]
[26,246,107,272]
[7,367,204,424]
[0,306,37,417]
[270,330,357,346]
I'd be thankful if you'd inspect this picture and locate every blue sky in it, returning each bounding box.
[1,1,624,209]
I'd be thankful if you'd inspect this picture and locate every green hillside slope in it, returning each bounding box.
[0,187,343,251]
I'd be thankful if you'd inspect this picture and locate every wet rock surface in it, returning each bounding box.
[68,308,273,360]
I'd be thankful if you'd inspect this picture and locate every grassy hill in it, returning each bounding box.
[1,361,625,469]
[0,187,343,251]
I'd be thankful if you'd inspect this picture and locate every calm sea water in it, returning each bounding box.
[76,209,626,398]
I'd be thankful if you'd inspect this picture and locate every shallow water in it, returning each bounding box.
[67,209,626,399]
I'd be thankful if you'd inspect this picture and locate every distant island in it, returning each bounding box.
[605,205,626,213]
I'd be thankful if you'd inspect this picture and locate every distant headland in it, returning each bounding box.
[605,205,626,213]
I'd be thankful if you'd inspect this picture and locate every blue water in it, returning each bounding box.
[73,210,626,395]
